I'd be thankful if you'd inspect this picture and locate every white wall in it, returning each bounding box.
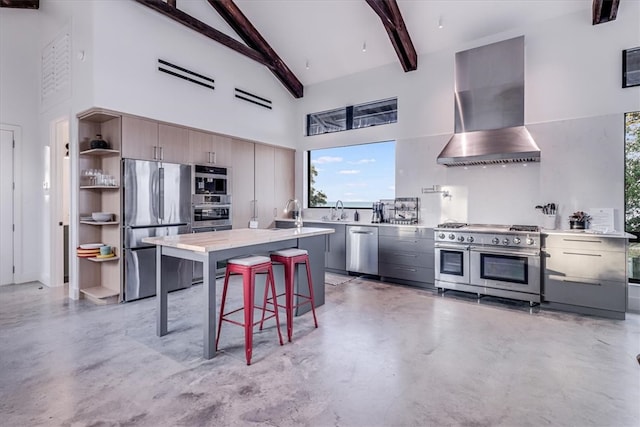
[90,0,297,148]
[296,4,640,230]
[0,9,42,284]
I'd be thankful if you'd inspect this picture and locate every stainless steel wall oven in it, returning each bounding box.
[192,194,232,229]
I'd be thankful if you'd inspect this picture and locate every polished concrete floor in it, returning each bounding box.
[1,276,639,427]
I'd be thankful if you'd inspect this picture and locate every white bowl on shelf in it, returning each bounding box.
[91,212,112,222]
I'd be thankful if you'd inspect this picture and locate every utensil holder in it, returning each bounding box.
[542,214,557,230]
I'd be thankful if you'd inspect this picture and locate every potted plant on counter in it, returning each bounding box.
[568,211,591,229]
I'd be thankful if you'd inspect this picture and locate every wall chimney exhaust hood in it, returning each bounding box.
[437,36,540,166]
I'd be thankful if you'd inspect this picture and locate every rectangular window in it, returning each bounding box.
[307,141,395,208]
[625,111,640,283]
[306,98,397,136]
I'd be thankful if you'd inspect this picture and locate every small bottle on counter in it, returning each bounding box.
[354,210,360,222]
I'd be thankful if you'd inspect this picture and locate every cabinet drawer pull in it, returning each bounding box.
[562,252,601,257]
[393,267,417,272]
[393,253,418,258]
[562,279,601,287]
[562,238,602,244]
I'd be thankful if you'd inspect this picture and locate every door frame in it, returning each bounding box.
[49,115,70,288]
[0,124,22,285]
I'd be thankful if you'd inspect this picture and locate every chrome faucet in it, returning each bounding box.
[334,200,345,220]
[284,199,302,228]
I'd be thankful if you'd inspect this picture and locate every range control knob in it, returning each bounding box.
[448,234,455,240]
[438,233,446,239]
[502,238,510,245]
[513,237,521,244]
[526,237,535,245]
[492,237,500,245]
[457,235,465,242]
[467,236,475,243]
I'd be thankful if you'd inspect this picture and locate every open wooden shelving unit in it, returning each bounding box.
[77,108,123,304]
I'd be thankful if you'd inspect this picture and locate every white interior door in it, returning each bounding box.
[0,129,14,285]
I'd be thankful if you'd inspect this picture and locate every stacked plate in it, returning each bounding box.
[77,243,103,258]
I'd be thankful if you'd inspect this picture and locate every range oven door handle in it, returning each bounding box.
[434,243,469,250]
[470,247,540,257]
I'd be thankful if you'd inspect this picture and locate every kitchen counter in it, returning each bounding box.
[143,226,334,252]
[276,218,435,229]
[143,226,334,359]
[542,229,635,239]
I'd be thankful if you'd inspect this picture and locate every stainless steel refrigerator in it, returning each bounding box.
[123,159,193,301]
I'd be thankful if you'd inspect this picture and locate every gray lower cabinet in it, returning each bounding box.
[275,220,346,272]
[378,226,434,288]
[542,234,627,319]
[324,223,346,271]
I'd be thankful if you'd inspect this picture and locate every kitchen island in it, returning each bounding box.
[143,227,334,359]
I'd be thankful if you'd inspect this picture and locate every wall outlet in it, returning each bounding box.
[249,220,258,229]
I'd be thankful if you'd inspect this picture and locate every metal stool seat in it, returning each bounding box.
[261,248,318,342]
[216,255,283,365]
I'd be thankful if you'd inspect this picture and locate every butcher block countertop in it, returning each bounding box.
[142,227,334,253]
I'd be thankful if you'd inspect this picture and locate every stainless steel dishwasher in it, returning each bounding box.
[346,225,378,275]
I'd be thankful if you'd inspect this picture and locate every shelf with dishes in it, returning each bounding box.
[79,185,120,190]
[80,220,119,225]
[77,108,123,305]
[79,148,120,157]
[76,243,118,261]
[80,213,118,225]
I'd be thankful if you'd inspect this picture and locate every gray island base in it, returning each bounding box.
[143,227,334,359]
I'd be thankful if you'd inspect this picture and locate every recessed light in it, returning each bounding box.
[362,42,367,53]
[438,16,444,29]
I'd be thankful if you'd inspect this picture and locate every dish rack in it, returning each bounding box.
[385,197,419,224]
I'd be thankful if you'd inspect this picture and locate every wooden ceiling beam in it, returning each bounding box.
[206,0,303,98]
[134,0,266,64]
[365,0,417,72]
[0,0,39,9]
[134,0,303,98]
[592,0,620,25]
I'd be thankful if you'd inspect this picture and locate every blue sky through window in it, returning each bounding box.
[309,141,395,208]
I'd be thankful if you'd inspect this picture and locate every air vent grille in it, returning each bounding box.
[41,32,70,107]
[234,88,272,110]
[157,59,214,90]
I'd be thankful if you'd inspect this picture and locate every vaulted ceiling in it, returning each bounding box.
[3,0,613,97]
[135,0,601,97]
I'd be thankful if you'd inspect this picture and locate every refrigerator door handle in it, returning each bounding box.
[158,166,165,222]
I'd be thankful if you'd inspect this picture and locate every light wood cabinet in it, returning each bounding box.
[121,116,158,161]
[231,141,294,230]
[274,147,295,217]
[255,144,275,229]
[158,123,190,164]
[231,139,255,228]
[121,117,189,163]
[189,130,232,166]
[77,109,123,304]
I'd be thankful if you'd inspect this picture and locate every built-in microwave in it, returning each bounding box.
[194,165,231,195]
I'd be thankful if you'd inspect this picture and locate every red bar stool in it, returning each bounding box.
[262,248,318,342]
[216,255,283,365]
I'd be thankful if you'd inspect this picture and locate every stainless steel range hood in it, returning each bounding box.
[437,36,540,166]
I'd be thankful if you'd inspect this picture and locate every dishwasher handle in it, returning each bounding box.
[350,230,375,235]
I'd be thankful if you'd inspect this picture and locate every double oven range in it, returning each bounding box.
[434,223,541,305]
